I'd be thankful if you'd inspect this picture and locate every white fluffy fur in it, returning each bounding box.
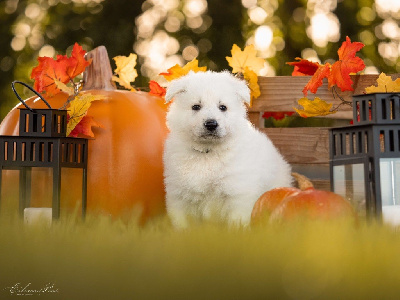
[163,71,292,228]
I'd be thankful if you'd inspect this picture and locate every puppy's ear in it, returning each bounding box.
[235,78,251,105]
[165,79,187,103]
[222,70,250,104]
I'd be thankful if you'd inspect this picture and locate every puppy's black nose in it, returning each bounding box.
[204,119,218,131]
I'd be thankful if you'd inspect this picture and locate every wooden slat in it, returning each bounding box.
[248,112,262,128]
[309,179,330,191]
[250,74,400,115]
[261,127,330,164]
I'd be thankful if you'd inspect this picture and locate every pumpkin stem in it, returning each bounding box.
[291,172,314,190]
[81,46,117,91]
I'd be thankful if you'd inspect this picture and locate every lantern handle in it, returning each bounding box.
[11,81,52,112]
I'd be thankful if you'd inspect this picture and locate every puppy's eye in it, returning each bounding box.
[219,105,227,112]
[192,104,201,111]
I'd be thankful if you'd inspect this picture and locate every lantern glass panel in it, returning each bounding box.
[380,158,400,225]
[380,158,400,206]
[333,163,366,216]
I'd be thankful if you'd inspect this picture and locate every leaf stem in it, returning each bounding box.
[331,86,353,112]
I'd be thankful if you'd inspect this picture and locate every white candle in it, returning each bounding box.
[382,205,400,226]
[24,208,52,225]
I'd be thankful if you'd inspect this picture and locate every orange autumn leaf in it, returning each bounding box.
[149,80,166,97]
[31,57,69,96]
[68,115,104,138]
[226,44,265,74]
[294,97,335,118]
[160,59,206,81]
[328,36,365,92]
[302,63,331,95]
[286,58,320,76]
[64,43,92,79]
[286,37,365,118]
[31,43,91,96]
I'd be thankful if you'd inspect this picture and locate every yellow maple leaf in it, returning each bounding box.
[294,97,336,118]
[243,67,260,107]
[66,93,107,136]
[112,53,138,90]
[365,72,400,93]
[226,44,265,74]
[160,59,207,81]
[54,79,75,96]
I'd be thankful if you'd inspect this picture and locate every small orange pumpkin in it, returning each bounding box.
[251,173,356,223]
[0,46,168,224]
[270,189,356,222]
[251,187,300,224]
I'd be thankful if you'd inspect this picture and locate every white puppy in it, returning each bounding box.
[164,71,291,228]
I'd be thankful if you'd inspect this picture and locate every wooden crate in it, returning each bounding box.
[250,74,400,190]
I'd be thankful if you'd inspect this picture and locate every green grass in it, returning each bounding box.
[1,212,400,300]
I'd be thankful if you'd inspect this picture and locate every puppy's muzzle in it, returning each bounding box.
[204,119,218,132]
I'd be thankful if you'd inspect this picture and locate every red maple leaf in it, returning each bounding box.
[328,36,365,92]
[30,56,69,96]
[286,58,320,76]
[148,80,166,97]
[30,43,91,96]
[64,43,92,79]
[302,63,331,95]
[262,111,295,121]
[68,115,103,138]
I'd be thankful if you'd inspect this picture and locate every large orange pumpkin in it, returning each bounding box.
[0,46,168,224]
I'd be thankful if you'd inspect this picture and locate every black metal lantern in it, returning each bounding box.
[0,81,88,220]
[330,92,400,223]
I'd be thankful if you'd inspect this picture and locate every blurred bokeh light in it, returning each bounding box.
[0,0,399,119]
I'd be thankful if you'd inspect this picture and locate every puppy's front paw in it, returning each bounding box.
[168,209,189,229]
